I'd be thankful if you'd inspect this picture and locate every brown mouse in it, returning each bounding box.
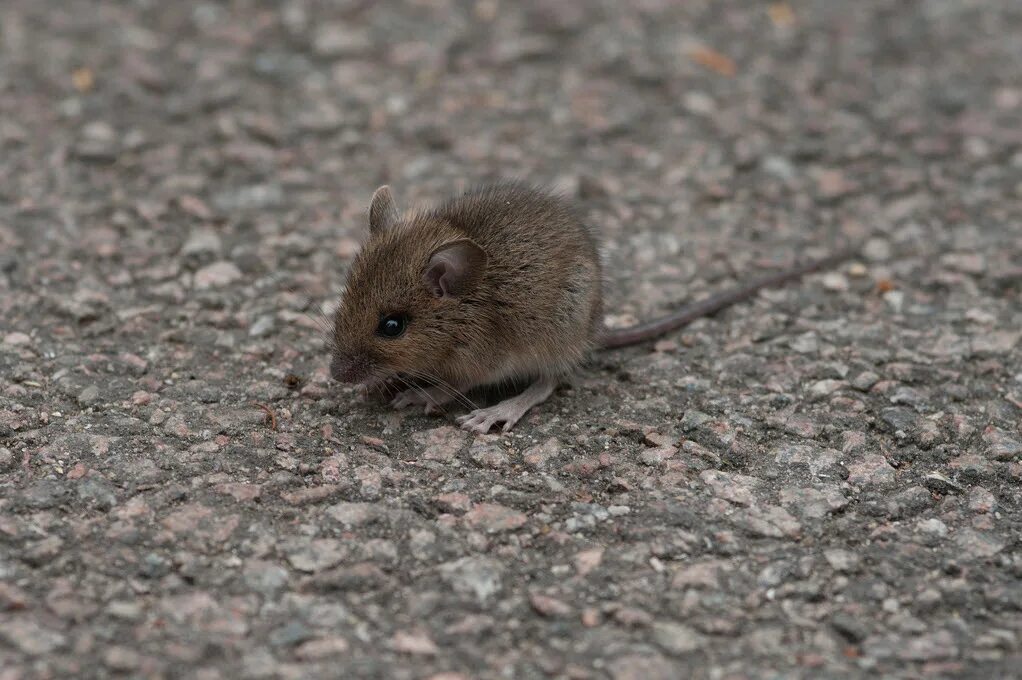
[330,182,853,433]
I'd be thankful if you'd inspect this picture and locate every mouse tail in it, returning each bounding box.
[598,247,858,350]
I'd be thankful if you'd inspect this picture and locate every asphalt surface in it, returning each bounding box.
[1,1,1021,678]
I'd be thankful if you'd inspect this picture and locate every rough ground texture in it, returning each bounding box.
[1,1,1021,678]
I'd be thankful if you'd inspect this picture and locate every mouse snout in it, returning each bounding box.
[330,353,373,384]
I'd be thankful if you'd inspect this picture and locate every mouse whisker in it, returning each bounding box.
[403,369,477,411]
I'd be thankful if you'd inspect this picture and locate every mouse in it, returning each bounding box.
[329,182,854,434]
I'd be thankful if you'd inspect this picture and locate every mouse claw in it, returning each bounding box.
[457,410,503,434]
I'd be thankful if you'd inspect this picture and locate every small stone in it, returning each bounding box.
[972,331,1020,356]
[313,24,371,57]
[180,229,222,263]
[215,482,263,502]
[270,621,314,648]
[463,503,527,532]
[529,593,572,618]
[680,410,712,431]
[852,371,880,391]
[863,237,892,261]
[831,613,870,643]
[789,331,820,354]
[897,630,958,661]
[434,493,472,514]
[76,477,118,510]
[608,653,679,680]
[885,487,933,520]
[982,426,1021,460]
[808,379,846,398]
[652,621,706,655]
[880,407,919,436]
[77,384,100,407]
[772,444,840,477]
[614,608,654,627]
[284,538,349,573]
[243,560,290,597]
[941,252,986,274]
[413,426,467,461]
[823,549,860,573]
[700,470,759,506]
[847,454,896,488]
[74,121,119,162]
[295,636,350,660]
[3,331,31,346]
[523,437,561,468]
[924,332,968,359]
[439,557,504,603]
[469,440,508,468]
[103,645,142,670]
[778,486,848,519]
[19,480,70,509]
[574,548,604,576]
[967,487,996,513]
[842,261,866,278]
[736,504,801,538]
[106,600,143,621]
[194,260,242,289]
[249,315,275,337]
[326,502,378,526]
[24,535,64,566]
[0,619,66,655]
[883,290,905,312]
[917,518,949,544]
[0,448,13,471]
[965,307,997,325]
[683,91,716,115]
[640,446,677,466]
[821,272,849,291]
[654,339,678,352]
[762,155,795,181]
[670,561,724,589]
[924,472,962,494]
[213,184,283,212]
[814,168,854,199]
[953,529,1004,559]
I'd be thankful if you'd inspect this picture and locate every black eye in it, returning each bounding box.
[376,313,408,338]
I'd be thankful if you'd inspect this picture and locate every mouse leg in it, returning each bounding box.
[391,386,455,414]
[457,376,557,434]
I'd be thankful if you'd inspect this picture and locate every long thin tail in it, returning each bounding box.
[599,248,857,350]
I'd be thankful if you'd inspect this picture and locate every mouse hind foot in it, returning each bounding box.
[456,376,557,434]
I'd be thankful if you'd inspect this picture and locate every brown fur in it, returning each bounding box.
[332,182,603,391]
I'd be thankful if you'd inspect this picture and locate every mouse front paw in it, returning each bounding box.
[391,386,453,414]
[456,378,557,434]
[390,389,426,410]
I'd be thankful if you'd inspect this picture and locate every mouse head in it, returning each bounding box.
[330,186,489,387]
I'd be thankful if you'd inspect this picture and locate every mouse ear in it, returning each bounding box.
[423,239,488,298]
[368,185,399,234]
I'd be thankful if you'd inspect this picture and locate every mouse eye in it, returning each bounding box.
[376,313,408,339]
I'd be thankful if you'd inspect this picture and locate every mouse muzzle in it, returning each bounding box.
[330,353,373,384]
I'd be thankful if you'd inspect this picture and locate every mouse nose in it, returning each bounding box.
[330,354,369,383]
